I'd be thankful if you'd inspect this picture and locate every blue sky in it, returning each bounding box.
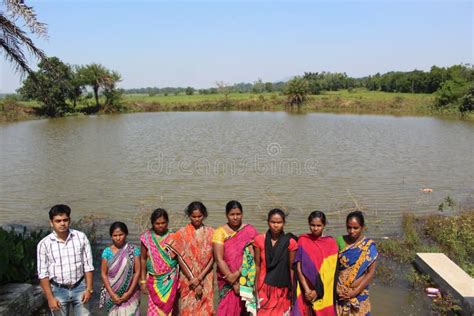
[1,0,472,93]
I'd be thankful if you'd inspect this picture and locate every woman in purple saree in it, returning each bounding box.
[212,200,258,316]
[100,222,141,315]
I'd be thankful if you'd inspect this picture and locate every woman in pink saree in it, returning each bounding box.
[212,200,258,316]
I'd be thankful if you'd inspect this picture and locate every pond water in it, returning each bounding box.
[2,112,473,315]
[1,112,473,237]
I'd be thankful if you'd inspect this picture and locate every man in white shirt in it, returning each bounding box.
[37,204,94,315]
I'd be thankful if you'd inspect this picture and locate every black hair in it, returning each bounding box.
[49,204,71,220]
[346,210,365,227]
[150,208,169,224]
[225,200,243,215]
[185,201,208,218]
[267,208,286,222]
[109,221,128,236]
[308,210,327,225]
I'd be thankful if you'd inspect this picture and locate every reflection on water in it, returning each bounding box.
[1,112,473,239]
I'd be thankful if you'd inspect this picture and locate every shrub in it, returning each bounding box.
[459,85,474,113]
[284,76,309,107]
[0,227,48,285]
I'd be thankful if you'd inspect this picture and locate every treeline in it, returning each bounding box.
[287,64,473,112]
[364,65,473,94]
[124,80,287,96]
[123,65,472,97]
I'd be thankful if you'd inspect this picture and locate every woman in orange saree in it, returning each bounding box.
[167,201,214,316]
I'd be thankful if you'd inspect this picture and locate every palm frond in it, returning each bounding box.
[2,0,48,38]
[0,36,32,74]
[0,14,46,74]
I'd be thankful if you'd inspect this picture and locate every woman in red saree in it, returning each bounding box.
[213,200,258,316]
[254,209,298,316]
[291,211,338,316]
[167,201,214,316]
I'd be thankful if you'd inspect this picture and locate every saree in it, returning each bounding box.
[216,224,258,316]
[291,234,338,316]
[167,224,214,316]
[254,232,298,316]
[99,243,140,315]
[336,237,378,316]
[140,230,179,316]
[239,243,257,316]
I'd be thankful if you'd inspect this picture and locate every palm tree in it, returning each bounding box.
[76,63,109,108]
[0,0,47,75]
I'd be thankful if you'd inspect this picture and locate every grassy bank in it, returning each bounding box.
[2,89,473,122]
[377,210,474,314]
[378,211,474,276]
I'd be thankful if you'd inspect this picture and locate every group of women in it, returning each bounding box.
[99,200,378,316]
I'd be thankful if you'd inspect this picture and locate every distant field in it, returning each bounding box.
[6,89,470,122]
[123,92,275,104]
[122,89,436,115]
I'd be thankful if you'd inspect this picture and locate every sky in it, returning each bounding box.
[0,0,472,93]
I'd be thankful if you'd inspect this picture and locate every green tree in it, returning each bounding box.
[252,78,264,94]
[67,66,85,108]
[76,63,122,111]
[185,86,195,95]
[284,76,309,107]
[459,85,474,113]
[102,71,122,112]
[0,0,47,74]
[434,80,466,108]
[18,56,74,117]
[264,82,273,93]
[216,81,231,104]
[76,63,109,108]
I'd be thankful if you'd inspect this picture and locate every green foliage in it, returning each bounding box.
[284,76,309,106]
[435,80,467,109]
[378,214,422,263]
[365,64,473,97]
[17,56,75,117]
[264,82,273,93]
[459,85,474,113]
[102,71,122,112]
[431,293,462,314]
[303,72,351,94]
[185,87,195,95]
[406,267,431,288]
[17,59,122,116]
[252,79,265,94]
[76,63,122,111]
[423,212,474,276]
[0,227,48,285]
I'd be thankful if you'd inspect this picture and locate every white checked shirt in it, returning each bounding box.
[37,229,94,285]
